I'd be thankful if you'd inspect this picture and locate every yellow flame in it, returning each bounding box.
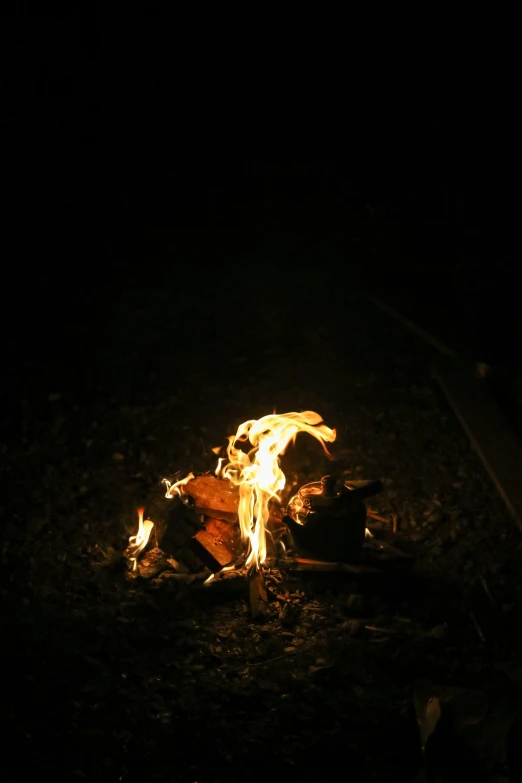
[163,472,195,498]
[218,411,336,569]
[127,507,154,571]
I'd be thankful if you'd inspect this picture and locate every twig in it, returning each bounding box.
[469,611,486,643]
[365,625,397,635]
[479,575,495,607]
[367,509,393,525]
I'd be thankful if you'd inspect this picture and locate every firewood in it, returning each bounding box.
[190,518,240,572]
[184,476,239,524]
[183,475,283,530]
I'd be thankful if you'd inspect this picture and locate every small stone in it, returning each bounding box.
[409,518,417,528]
[284,646,296,654]
[112,452,125,461]
[430,624,449,639]
[315,658,327,666]
[427,511,443,524]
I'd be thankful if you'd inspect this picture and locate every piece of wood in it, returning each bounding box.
[369,295,458,357]
[249,568,268,619]
[190,518,240,572]
[184,475,239,524]
[278,557,383,574]
[433,360,522,532]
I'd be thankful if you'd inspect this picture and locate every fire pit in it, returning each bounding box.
[125,410,409,617]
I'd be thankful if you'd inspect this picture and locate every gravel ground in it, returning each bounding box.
[3,232,522,781]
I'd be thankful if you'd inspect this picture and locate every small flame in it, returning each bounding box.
[163,472,195,498]
[218,411,336,569]
[127,507,154,571]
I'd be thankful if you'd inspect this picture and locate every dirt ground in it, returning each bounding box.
[3,207,522,782]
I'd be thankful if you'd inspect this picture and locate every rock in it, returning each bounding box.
[284,646,296,653]
[112,452,125,461]
[427,511,443,524]
[430,624,449,640]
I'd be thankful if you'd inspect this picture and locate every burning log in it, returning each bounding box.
[190,517,241,572]
[183,475,239,524]
[249,568,268,620]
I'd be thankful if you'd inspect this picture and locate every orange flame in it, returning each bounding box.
[217,411,336,569]
[127,507,154,571]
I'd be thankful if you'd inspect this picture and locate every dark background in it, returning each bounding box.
[3,14,521,417]
[2,16,522,782]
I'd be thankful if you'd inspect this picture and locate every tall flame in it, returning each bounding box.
[127,507,154,571]
[217,411,336,569]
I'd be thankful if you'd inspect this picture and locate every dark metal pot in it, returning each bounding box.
[283,475,382,562]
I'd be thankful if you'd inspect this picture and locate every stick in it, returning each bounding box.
[249,568,268,620]
[278,557,382,574]
[479,575,495,606]
[469,611,486,643]
[367,509,393,525]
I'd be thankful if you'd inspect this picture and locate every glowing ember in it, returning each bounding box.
[217,411,336,569]
[127,507,154,571]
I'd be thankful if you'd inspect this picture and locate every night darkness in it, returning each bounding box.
[3,15,522,783]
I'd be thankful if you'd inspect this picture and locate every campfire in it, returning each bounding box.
[125,410,408,616]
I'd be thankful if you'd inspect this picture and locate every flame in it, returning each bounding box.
[163,472,195,498]
[127,507,154,571]
[217,411,336,569]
